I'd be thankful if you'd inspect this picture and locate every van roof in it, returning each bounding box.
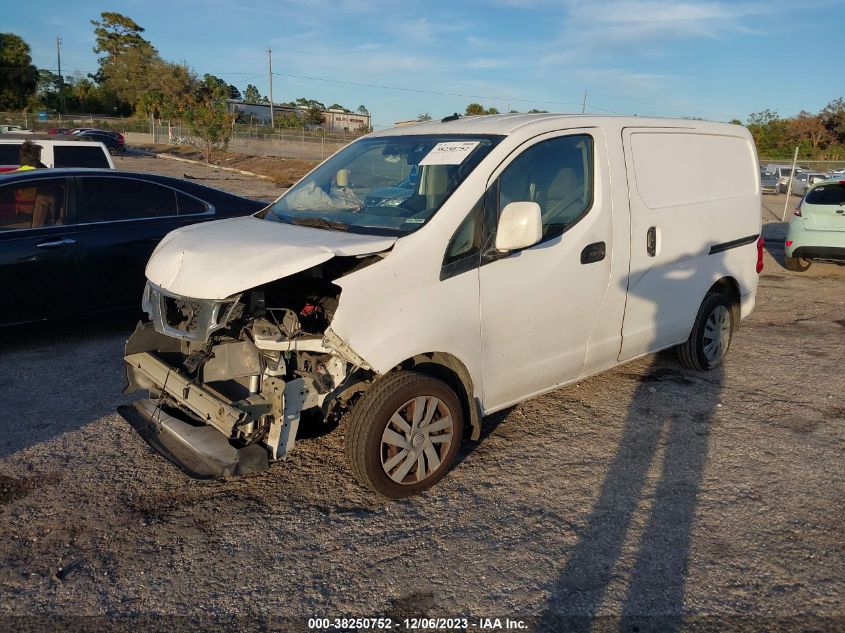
[0,138,110,149]
[369,113,744,137]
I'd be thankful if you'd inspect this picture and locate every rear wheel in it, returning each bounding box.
[108,146,119,156]
[784,255,811,272]
[677,292,735,371]
[345,371,463,498]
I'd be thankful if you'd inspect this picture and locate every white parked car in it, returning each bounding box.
[0,138,115,172]
[785,178,845,271]
[0,125,34,134]
[121,114,763,497]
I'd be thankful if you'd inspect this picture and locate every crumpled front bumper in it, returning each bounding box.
[118,400,269,479]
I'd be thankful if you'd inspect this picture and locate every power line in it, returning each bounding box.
[269,70,625,114]
[20,66,624,114]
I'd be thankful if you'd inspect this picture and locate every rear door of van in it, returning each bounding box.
[619,128,760,361]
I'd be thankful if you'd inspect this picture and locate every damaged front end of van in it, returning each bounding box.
[119,216,394,479]
[119,130,499,496]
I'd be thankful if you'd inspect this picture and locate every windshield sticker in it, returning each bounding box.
[419,141,480,166]
[404,217,425,224]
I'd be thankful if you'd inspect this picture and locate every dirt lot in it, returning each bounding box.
[125,145,318,189]
[0,162,842,632]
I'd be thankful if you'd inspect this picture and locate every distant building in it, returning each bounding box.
[226,100,371,133]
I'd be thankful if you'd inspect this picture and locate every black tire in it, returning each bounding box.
[784,255,811,272]
[345,370,464,498]
[677,292,735,371]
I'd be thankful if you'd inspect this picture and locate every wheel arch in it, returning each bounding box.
[708,276,740,321]
[383,352,482,441]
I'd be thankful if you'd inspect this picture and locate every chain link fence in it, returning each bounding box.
[135,124,352,161]
[1,113,358,161]
[759,158,845,173]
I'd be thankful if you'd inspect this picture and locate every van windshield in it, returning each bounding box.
[263,134,503,235]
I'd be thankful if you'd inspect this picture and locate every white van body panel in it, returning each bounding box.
[329,172,494,403]
[619,127,761,360]
[0,138,115,169]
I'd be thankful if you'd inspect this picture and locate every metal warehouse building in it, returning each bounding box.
[226,100,371,133]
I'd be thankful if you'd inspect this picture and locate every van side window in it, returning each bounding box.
[54,146,109,169]
[441,197,484,280]
[0,144,21,166]
[497,135,593,242]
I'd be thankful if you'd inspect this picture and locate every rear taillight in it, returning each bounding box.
[794,207,802,217]
[786,240,793,247]
[756,237,765,273]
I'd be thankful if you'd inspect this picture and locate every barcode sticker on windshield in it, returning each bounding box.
[419,142,480,166]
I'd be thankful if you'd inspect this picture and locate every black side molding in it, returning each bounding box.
[709,234,759,255]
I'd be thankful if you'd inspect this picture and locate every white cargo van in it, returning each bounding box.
[0,138,115,171]
[121,114,763,497]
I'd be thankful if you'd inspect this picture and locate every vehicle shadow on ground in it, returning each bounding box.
[538,259,728,631]
[538,357,723,632]
[452,406,513,470]
[0,313,138,459]
[761,223,788,269]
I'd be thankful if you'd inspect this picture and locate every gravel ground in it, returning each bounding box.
[0,161,842,632]
[114,151,287,203]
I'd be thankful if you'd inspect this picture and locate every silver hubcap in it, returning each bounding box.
[380,396,454,485]
[703,305,731,363]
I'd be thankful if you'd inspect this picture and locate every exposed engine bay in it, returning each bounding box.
[121,254,382,478]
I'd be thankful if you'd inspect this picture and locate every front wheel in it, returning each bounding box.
[345,371,464,498]
[784,255,811,272]
[677,293,735,371]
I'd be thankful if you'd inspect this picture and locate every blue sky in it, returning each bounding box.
[9,0,844,129]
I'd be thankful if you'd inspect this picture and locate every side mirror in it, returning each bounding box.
[495,201,543,252]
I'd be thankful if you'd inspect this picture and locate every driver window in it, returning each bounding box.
[497,135,593,241]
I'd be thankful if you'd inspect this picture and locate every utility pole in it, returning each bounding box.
[56,36,65,114]
[267,47,274,129]
[582,91,587,114]
[782,146,800,222]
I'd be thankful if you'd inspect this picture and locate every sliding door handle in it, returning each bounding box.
[646,227,657,257]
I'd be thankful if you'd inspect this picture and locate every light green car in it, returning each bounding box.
[784,179,845,271]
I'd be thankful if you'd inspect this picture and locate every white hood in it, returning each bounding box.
[145,216,396,299]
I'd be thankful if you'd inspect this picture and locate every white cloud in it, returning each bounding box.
[570,1,772,40]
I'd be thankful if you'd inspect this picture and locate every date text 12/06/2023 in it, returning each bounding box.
[307,617,527,630]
